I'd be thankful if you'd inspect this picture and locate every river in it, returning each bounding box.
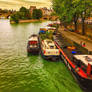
[0,19,82,92]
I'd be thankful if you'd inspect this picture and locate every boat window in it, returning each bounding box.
[47,41,52,44]
[77,60,81,67]
[50,46,54,49]
[91,66,92,75]
[29,41,37,44]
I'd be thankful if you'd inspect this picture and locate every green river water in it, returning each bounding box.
[0,20,82,92]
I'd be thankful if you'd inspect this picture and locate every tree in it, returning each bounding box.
[10,12,20,23]
[72,0,92,35]
[10,6,31,23]
[79,0,92,35]
[19,7,28,12]
[19,6,31,19]
[32,9,42,19]
[37,9,43,19]
[52,0,92,35]
[53,0,75,28]
[72,0,81,32]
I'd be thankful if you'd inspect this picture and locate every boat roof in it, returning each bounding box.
[40,27,56,30]
[44,39,54,43]
[45,26,56,29]
[43,39,55,47]
[73,55,92,66]
[28,37,38,41]
[40,28,47,31]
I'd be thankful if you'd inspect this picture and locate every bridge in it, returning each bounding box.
[0,13,12,19]
[0,13,59,21]
[42,15,59,21]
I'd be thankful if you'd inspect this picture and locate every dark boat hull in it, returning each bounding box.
[53,34,92,92]
[27,34,39,55]
[27,47,39,55]
[61,54,92,92]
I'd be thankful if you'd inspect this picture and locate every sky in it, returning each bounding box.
[0,0,52,10]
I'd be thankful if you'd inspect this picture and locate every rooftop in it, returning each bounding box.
[43,39,56,49]
[74,55,92,66]
[28,37,38,41]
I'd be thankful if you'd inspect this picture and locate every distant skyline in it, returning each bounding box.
[0,0,52,10]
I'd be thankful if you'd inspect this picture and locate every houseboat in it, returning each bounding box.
[47,23,53,27]
[39,27,56,34]
[39,28,47,34]
[46,27,56,33]
[54,34,92,91]
[27,34,39,55]
[40,39,60,61]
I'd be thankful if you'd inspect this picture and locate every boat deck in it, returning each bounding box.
[53,33,91,61]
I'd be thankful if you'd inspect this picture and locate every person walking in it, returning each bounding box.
[82,42,86,47]
[80,41,86,47]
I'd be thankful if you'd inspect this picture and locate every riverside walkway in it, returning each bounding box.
[58,26,92,51]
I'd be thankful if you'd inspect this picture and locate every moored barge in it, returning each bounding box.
[39,38,60,61]
[27,34,39,55]
[54,34,92,92]
[39,27,56,34]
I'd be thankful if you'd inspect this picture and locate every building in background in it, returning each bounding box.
[29,6,36,15]
[40,7,53,16]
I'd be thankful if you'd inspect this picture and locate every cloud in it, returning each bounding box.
[0,0,52,10]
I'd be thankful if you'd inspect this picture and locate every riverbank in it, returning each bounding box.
[67,23,92,40]
[10,19,44,24]
[58,26,92,51]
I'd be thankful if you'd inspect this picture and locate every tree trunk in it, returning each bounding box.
[82,18,85,35]
[74,14,78,32]
[63,22,67,29]
[74,20,77,32]
[81,11,86,35]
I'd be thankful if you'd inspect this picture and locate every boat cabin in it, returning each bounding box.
[27,34,39,54]
[42,40,56,49]
[28,36,38,47]
[40,28,47,31]
[40,27,56,33]
[41,39,60,56]
[73,55,92,76]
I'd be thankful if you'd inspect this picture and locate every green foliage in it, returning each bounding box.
[10,12,20,23]
[0,9,9,13]
[50,12,57,16]
[32,9,42,19]
[53,0,73,23]
[40,32,53,40]
[19,7,28,12]
[10,6,43,23]
[52,0,92,35]
[76,0,92,35]
[19,7,31,19]
[10,6,31,23]
[53,0,92,22]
